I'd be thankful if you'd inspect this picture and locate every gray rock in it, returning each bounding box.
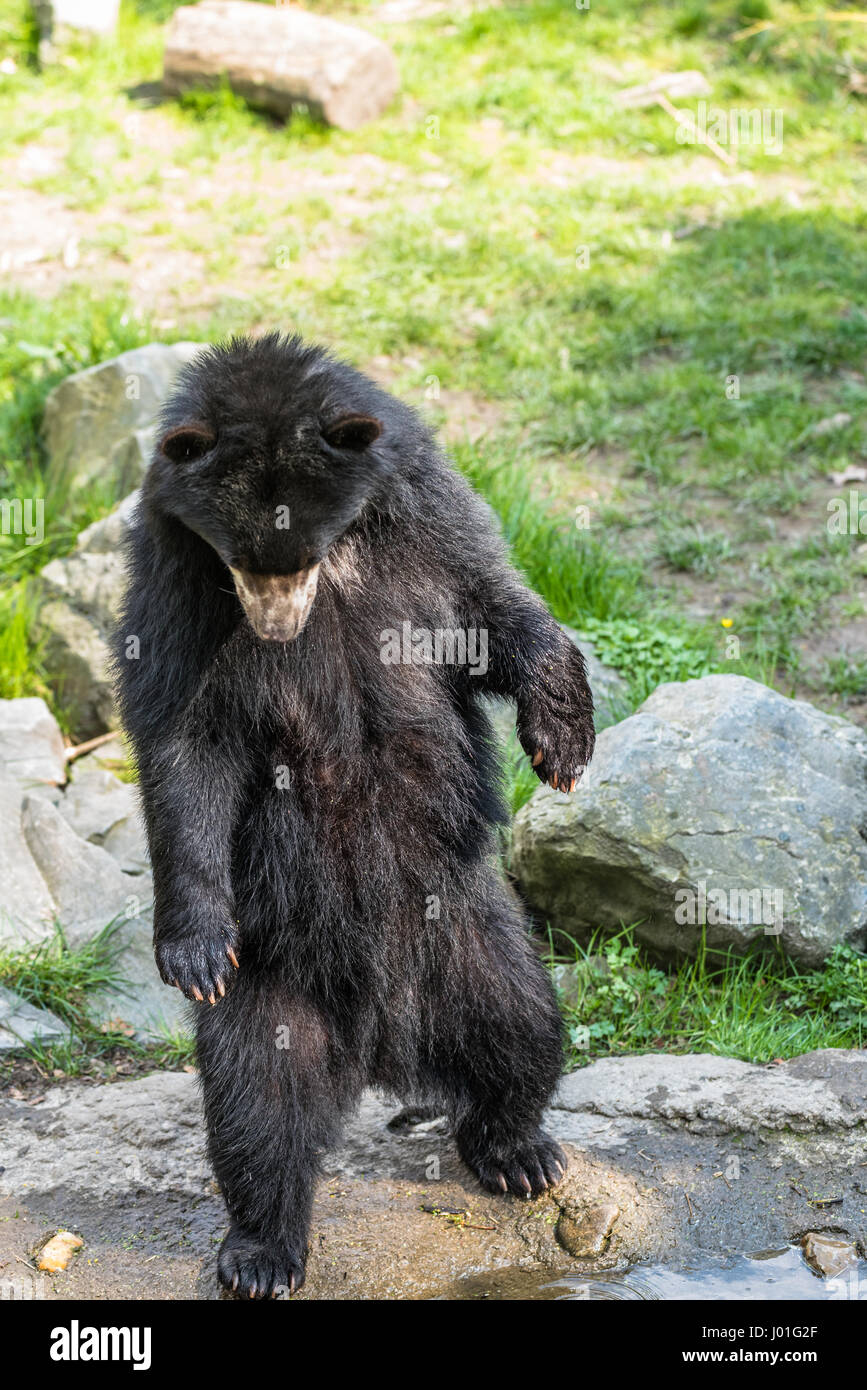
[0,696,66,790]
[37,493,142,740]
[38,599,114,740]
[43,342,203,496]
[58,761,148,875]
[551,1050,867,1139]
[77,489,140,554]
[33,0,119,63]
[0,716,174,1038]
[21,794,144,948]
[513,674,867,965]
[42,550,127,634]
[163,1,400,131]
[0,773,57,947]
[33,0,120,40]
[16,795,181,1038]
[0,1071,208,1199]
[3,1049,867,1300]
[0,985,70,1052]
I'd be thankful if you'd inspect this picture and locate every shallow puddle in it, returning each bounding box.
[440,1247,866,1300]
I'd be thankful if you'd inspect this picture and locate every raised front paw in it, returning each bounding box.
[218,1225,306,1300]
[518,691,595,794]
[155,928,240,1005]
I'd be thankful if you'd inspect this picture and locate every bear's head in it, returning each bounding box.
[148,333,395,642]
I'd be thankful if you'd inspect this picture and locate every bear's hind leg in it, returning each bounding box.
[423,892,567,1199]
[196,972,358,1298]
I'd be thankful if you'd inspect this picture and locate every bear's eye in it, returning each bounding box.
[160,426,216,464]
[321,414,382,452]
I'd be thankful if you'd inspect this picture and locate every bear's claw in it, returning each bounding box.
[155,931,239,1005]
[218,1226,305,1300]
[460,1131,568,1199]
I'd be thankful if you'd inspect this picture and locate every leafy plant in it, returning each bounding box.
[582,616,718,703]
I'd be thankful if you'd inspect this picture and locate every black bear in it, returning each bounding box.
[114,333,595,1298]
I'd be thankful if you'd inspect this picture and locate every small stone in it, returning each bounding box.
[802,1232,858,1279]
[37,1230,83,1272]
[617,71,711,108]
[811,412,853,437]
[828,465,867,486]
[556,1201,619,1257]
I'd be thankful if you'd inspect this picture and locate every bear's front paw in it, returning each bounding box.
[518,697,595,794]
[218,1225,306,1299]
[155,928,240,1005]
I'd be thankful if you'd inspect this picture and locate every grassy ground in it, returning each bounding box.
[552,928,867,1066]
[0,0,865,1065]
[1,917,863,1082]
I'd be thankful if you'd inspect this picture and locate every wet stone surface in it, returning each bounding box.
[1,1050,866,1300]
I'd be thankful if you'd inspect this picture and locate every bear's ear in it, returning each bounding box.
[159,424,216,464]
[321,414,382,452]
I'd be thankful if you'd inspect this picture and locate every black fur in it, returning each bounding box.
[113,333,595,1298]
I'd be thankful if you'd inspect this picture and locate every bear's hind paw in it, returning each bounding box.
[460,1131,567,1199]
[218,1226,306,1300]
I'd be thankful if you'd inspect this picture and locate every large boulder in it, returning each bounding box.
[513,674,867,966]
[38,491,140,739]
[0,698,178,1039]
[0,696,66,790]
[163,1,400,132]
[39,341,204,740]
[42,342,203,497]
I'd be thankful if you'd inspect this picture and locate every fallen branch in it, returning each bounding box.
[64,730,121,763]
[733,12,867,43]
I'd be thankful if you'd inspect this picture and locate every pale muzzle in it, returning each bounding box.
[229,564,321,642]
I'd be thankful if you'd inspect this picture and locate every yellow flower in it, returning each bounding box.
[720,618,733,628]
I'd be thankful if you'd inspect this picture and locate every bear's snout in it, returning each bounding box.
[229,564,321,642]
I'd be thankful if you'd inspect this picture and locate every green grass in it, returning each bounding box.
[0,0,863,711]
[0,921,194,1074]
[0,0,861,712]
[0,919,128,1036]
[0,0,865,1055]
[553,926,867,1067]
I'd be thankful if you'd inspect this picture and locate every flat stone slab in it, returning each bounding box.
[0,986,70,1052]
[2,1049,866,1299]
[552,1050,867,1137]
